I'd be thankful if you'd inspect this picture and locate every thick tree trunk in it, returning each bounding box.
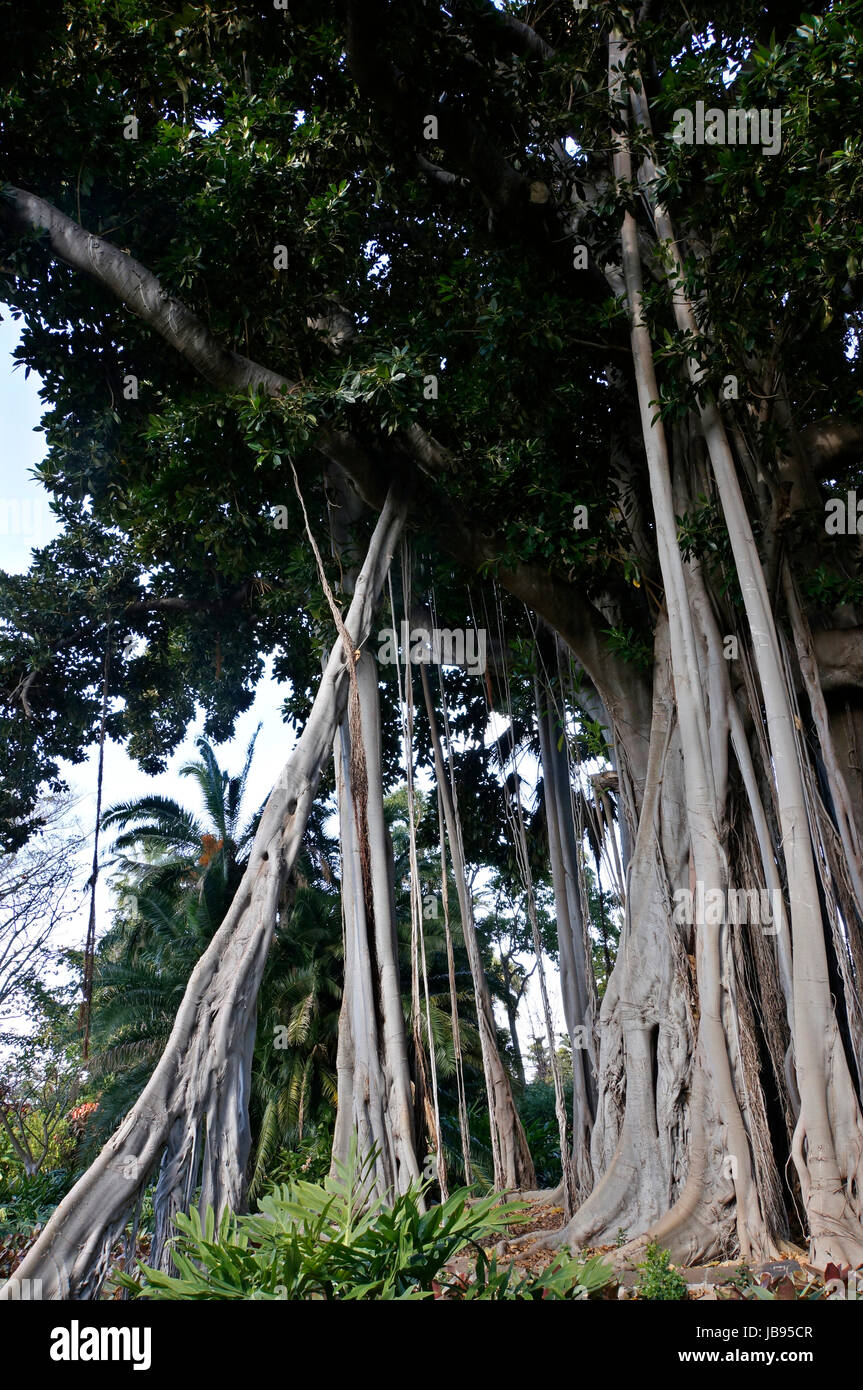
[330,648,422,1196]
[327,470,421,1195]
[0,489,406,1299]
[539,22,863,1270]
[545,31,788,1262]
[624,35,863,1265]
[559,621,696,1246]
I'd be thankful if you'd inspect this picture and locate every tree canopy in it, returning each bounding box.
[3,0,863,1307]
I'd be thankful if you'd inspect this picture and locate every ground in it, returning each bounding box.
[442,1200,834,1300]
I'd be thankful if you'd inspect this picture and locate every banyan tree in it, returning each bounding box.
[2,0,863,1297]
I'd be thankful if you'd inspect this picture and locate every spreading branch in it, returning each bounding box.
[0,188,294,397]
[1,184,645,770]
[800,417,863,476]
[123,581,255,616]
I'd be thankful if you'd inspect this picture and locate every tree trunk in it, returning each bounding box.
[0,488,406,1299]
[545,30,786,1263]
[623,31,863,1265]
[330,647,422,1197]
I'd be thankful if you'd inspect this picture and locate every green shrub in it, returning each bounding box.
[114,1142,613,1301]
[258,1131,333,1190]
[0,1168,70,1239]
[448,1249,613,1301]
[116,1143,520,1300]
[0,1168,73,1281]
[635,1240,688,1301]
[517,1081,573,1189]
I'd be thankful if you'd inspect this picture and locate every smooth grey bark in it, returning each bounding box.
[557,621,694,1246]
[607,34,769,1261]
[437,787,473,1183]
[0,187,292,397]
[542,33,782,1264]
[0,489,406,1300]
[540,24,862,1270]
[330,648,422,1197]
[625,43,863,1265]
[398,569,446,1196]
[326,470,421,1195]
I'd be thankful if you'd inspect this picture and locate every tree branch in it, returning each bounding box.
[800,417,863,477]
[812,626,863,693]
[416,153,469,189]
[345,1,545,222]
[342,2,610,296]
[13,670,36,718]
[450,0,556,61]
[0,188,295,397]
[123,581,255,616]
[2,184,647,781]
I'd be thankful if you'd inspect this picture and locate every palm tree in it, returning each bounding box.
[101,726,263,906]
[248,884,343,1199]
[83,874,225,1148]
[84,729,263,1151]
[85,729,346,1187]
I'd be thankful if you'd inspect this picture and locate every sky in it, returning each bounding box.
[0,305,566,1064]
